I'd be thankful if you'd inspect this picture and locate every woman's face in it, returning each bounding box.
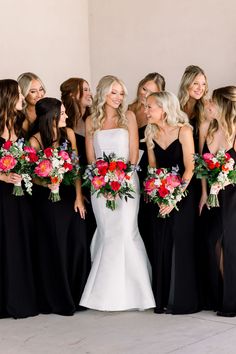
[138,80,159,105]
[25,79,45,106]
[145,96,164,125]
[188,74,206,100]
[80,81,92,108]
[105,82,124,109]
[58,104,68,128]
[15,86,24,111]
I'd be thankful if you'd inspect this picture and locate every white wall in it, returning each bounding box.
[0,0,90,98]
[88,0,236,101]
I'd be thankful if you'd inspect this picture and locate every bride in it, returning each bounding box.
[79,75,155,311]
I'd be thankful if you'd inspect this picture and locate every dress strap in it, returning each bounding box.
[31,135,43,150]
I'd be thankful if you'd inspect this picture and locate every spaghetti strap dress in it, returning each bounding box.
[201,142,236,316]
[150,131,199,314]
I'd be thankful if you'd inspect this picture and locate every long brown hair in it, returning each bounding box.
[60,77,91,129]
[207,86,236,144]
[0,79,24,137]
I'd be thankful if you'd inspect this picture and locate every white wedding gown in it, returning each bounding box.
[80,128,155,311]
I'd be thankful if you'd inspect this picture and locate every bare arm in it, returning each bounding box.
[198,121,210,215]
[66,128,86,219]
[126,110,139,164]
[85,116,96,164]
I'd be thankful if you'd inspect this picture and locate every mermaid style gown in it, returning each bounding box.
[80,128,155,311]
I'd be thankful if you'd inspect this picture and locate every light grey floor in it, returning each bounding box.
[1,310,236,354]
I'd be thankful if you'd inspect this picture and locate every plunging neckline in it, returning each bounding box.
[205,142,234,155]
[154,138,179,151]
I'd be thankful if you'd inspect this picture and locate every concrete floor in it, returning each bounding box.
[1,310,236,354]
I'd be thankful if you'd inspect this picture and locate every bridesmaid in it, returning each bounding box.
[0,79,38,318]
[29,97,90,315]
[178,65,209,307]
[199,86,236,316]
[129,72,166,261]
[17,72,46,136]
[178,65,208,152]
[144,91,199,314]
[60,77,96,243]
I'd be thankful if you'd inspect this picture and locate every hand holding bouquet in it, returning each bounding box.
[82,152,136,210]
[0,138,38,196]
[194,150,236,207]
[34,143,79,202]
[143,165,188,218]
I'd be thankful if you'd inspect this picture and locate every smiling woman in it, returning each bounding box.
[17,72,46,135]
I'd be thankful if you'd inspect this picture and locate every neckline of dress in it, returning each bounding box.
[98,128,127,132]
[154,138,179,151]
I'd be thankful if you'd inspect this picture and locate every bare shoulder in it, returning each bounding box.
[65,127,76,139]
[179,124,193,138]
[199,119,210,135]
[126,110,137,126]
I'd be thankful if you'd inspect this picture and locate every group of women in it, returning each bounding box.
[0,66,235,319]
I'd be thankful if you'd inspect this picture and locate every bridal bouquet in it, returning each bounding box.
[34,143,79,202]
[0,138,38,195]
[143,166,188,218]
[82,152,136,210]
[194,150,236,207]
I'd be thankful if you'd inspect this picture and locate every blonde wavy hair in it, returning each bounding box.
[90,75,128,133]
[144,91,190,150]
[178,65,208,127]
[207,86,236,144]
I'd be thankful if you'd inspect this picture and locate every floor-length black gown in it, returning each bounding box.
[32,140,90,315]
[137,126,153,262]
[201,143,236,316]
[150,134,199,314]
[75,133,96,245]
[0,137,38,318]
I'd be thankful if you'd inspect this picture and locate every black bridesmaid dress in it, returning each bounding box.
[137,126,153,262]
[32,140,90,316]
[201,143,236,316]
[150,132,199,314]
[0,137,38,318]
[75,133,96,245]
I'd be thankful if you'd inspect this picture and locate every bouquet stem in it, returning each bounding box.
[207,194,220,208]
[106,199,116,210]
[13,181,24,196]
[49,186,61,202]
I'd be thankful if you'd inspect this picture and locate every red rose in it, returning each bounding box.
[117,161,127,170]
[110,181,121,191]
[28,153,39,163]
[2,140,12,150]
[98,166,108,176]
[64,162,73,171]
[44,147,53,158]
[109,161,117,171]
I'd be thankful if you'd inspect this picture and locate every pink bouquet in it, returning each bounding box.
[0,139,38,195]
[34,144,80,202]
[194,150,236,207]
[83,152,136,210]
[143,166,188,218]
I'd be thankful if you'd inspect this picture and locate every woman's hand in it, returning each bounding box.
[0,172,22,184]
[74,197,86,219]
[199,193,209,215]
[159,203,175,216]
[47,183,60,191]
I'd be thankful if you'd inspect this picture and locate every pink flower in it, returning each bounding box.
[35,160,52,177]
[91,175,106,190]
[2,140,12,150]
[0,155,17,171]
[166,174,181,188]
[144,178,156,193]
[24,146,37,154]
[116,161,127,170]
[58,150,70,160]
[203,153,214,162]
[115,169,125,181]
[28,153,39,163]
[225,153,231,161]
